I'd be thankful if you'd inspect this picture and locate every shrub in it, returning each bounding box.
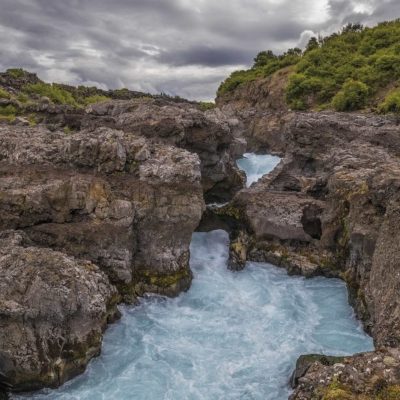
[17,93,29,103]
[218,46,301,96]
[0,88,10,99]
[253,50,277,68]
[332,80,369,111]
[219,19,400,111]
[198,101,216,111]
[82,95,110,106]
[286,74,336,109]
[23,83,78,106]
[0,105,17,116]
[6,68,26,78]
[378,88,400,113]
[0,105,17,122]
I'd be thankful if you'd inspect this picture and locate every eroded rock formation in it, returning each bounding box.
[216,74,400,398]
[0,230,119,392]
[0,93,246,394]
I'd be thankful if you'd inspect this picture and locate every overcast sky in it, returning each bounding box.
[0,0,399,100]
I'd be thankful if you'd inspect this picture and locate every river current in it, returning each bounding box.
[16,155,373,400]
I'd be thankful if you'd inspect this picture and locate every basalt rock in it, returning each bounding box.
[0,124,205,299]
[215,107,400,398]
[223,111,400,347]
[0,121,205,394]
[81,98,245,201]
[0,230,119,392]
[290,349,400,399]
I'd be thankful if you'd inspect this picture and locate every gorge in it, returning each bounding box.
[1,25,400,398]
[14,228,373,400]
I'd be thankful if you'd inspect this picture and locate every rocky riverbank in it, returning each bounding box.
[0,72,247,395]
[1,68,400,398]
[214,75,400,398]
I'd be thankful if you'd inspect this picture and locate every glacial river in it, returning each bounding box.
[16,155,373,400]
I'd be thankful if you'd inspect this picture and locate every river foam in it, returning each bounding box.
[17,230,373,400]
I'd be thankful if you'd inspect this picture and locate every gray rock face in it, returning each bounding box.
[214,107,400,399]
[290,349,400,399]
[0,230,119,392]
[0,121,206,393]
[223,111,400,349]
[82,98,245,201]
[0,124,205,298]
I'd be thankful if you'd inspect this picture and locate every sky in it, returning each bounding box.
[0,0,399,100]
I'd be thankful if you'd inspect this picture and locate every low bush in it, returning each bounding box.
[0,88,10,99]
[198,101,216,111]
[378,88,400,113]
[6,68,26,78]
[82,95,110,106]
[332,80,370,111]
[23,83,78,106]
[0,105,17,116]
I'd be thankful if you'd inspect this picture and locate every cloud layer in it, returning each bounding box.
[0,0,399,100]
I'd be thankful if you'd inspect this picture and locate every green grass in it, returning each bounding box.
[218,19,400,113]
[82,94,110,106]
[23,83,79,106]
[379,88,400,113]
[0,88,10,99]
[0,105,17,116]
[198,101,216,111]
[6,68,26,78]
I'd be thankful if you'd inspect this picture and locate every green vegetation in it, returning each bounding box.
[21,83,110,107]
[218,48,301,96]
[0,88,10,99]
[16,93,29,103]
[23,83,79,106]
[332,80,370,111]
[218,19,400,113]
[198,101,216,111]
[0,104,17,122]
[378,88,400,113]
[82,94,110,106]
[6,68,26,78]
[0,105,17,116]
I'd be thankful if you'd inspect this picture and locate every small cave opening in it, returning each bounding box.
[301,205,322,240]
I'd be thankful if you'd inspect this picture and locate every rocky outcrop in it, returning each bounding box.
[220,112,400,344]
[290,349,400,399]
[216,67,293,154]
[0,124,205,299]
[82,98,245,201]
[0,230,119,392]
[212,108,400,398]
[0,121,206,393]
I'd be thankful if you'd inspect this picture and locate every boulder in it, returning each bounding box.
[0,230,119,392]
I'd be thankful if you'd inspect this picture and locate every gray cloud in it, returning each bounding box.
[0,0,398,100]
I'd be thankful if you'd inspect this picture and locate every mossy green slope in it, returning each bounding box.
[218,19,400,113]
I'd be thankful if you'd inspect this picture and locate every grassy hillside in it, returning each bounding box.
[0,69,199,124]
[218,19,400,113]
